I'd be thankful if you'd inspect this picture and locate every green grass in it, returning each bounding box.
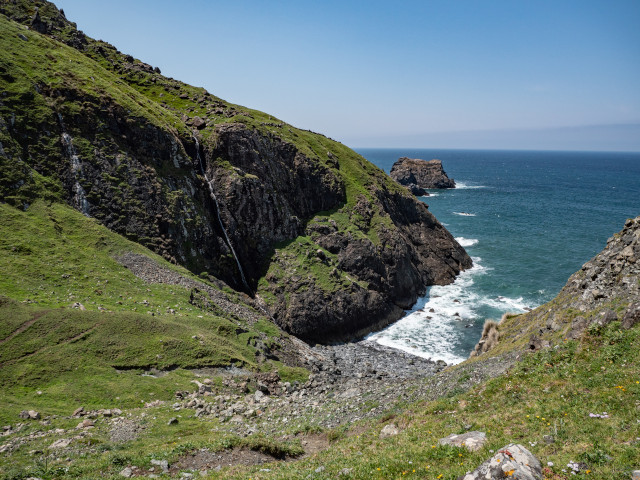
[0,200,294,424]
[2,318,636,478]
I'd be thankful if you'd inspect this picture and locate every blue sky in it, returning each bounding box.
[54,0,640,151]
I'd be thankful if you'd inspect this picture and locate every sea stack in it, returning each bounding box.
[390,158,455,194]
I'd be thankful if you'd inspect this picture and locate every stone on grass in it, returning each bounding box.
[150,459,169,473]
[167,417,178,425]
[19,410,41,420]
[631,470,640,480]
[49,438,72,449]
[439,431,486,451]
[622,303,640,330]
[119,467,133,478]
[77,419,94,428]
[380,423,399,438]
[461,443,542,480]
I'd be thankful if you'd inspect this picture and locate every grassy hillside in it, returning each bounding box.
[0,200,307,426]
[1,3,638,478]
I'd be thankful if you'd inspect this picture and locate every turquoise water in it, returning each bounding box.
[357,148,640,363]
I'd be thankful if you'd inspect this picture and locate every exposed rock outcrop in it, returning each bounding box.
[390,157,455,192]
[462,444,543,480]
[493,216,640,352]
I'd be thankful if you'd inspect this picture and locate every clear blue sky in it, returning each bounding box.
[53,0,640,151]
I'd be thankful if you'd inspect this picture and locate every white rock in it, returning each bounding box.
[119,467,133,478]
[439,431,487,451]
[380,423,399,438]
[150,459,169,473]
[461,443,542,480]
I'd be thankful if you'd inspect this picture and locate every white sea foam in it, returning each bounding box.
[455,237,479,247]
[455,182,487,189]
[370,257,531,364]
[453,212,476,217]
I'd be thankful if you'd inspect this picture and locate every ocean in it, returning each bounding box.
[356,148,640,364]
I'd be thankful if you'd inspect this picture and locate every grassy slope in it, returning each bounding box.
[0,200,310,425]
[1,305,637,479]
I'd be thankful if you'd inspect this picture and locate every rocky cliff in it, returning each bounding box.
[390,158,455,193]
[0,1,471,342]
[480,215,640,357]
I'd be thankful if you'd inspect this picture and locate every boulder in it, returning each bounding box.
[19,410,40,420]
[49,438,72,449]
[150,459,169,473]
[390,158,455,190]
[191,116,206,129]
[461,444,542,480]
[622,302,640,330]
[439,431,486,451]
[77,419,94,428]
[119,467,133,478]
[380,423,399,438]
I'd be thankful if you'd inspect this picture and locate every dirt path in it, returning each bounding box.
[0,311,47,346]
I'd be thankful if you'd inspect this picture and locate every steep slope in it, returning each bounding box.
[0,1,471,342]
[478,215,640,359]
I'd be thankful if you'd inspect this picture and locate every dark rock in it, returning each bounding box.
[406,184,427,196]
[591,309,617,327]
[622,302,640,330]
[390,158,455,190]
[191,116,206,129]
[30,8,49,34]
[568,316,587,339]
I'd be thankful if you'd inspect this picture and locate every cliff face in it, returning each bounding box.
[490,216,640,356]
[0,1,471,342]
[390,158,455,191]
[560,216,639,322]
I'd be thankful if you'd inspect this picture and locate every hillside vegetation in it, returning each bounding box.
[0,0,470,342]
[0,2,638,479]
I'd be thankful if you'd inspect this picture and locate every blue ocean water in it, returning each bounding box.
[357,148,640,364]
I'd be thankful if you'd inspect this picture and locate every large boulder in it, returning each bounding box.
[461,444,542,480]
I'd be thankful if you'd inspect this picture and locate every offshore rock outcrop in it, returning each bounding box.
[390,157,455,192]
[0,1,471,342]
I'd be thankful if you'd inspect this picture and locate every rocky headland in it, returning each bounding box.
[390,157,456,194]
[0,1,471,343]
